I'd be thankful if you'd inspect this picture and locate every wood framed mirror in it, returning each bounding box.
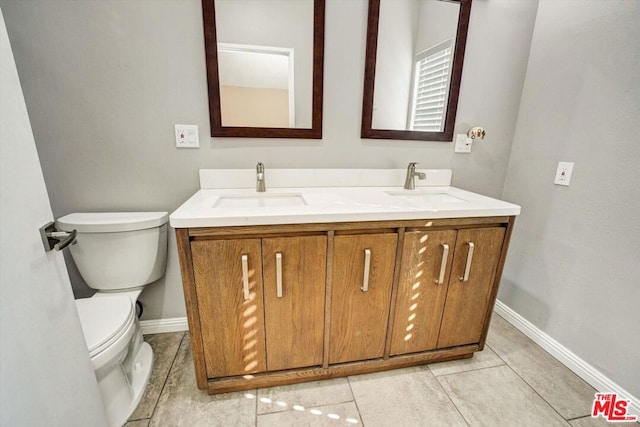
[202,0,325,139]
[361,0,471,141]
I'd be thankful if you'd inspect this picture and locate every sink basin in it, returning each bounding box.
[213,193,307,208]
[385,190,467,205]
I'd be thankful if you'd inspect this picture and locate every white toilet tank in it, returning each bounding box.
[57,212,169,291]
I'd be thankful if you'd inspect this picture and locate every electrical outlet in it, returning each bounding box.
[175,124,199,148]
[554,162,574,186]
[454,133,472,153]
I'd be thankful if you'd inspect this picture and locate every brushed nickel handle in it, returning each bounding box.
[39,221,77,252]
[241,254,250,300]
[460,242,475,282]
[361,248,371,292]
[276,252,283,298]
[435,243,449,285]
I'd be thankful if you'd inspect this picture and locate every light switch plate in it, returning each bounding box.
[554,161,574,186]
[454,133,472,153]
[175,124,199,148]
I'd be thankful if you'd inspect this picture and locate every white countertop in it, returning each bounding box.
[170,169,520,228]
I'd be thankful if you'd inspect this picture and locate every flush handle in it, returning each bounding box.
[241,254,250,301]
[39,221,77,252]
[435,243,449,285]
[460,242,475,282]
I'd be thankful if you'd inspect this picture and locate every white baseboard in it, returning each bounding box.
[494,300,640,418]
[139,317,189,335]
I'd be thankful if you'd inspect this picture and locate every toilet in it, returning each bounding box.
[56,212,169,427]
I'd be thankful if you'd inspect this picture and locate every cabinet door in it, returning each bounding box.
[437,227,506,348]
[329,233,398,364]
[389,230,457,355]
[191,239,266,378]
[262,236,327,371]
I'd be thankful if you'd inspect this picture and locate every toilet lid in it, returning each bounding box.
[75,296,135,357]
[57,212,168,233]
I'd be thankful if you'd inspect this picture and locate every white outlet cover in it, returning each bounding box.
[554,161,574,186]
[175,124,199,148]
[454,133,472,153]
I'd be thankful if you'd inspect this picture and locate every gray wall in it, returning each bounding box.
[1,0,538,319]
[501,0,640,398]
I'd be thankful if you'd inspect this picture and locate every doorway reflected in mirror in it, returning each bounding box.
[218,44,295,128]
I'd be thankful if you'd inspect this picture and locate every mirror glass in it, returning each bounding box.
[203,0,324,138]
[218,43,295,128]
[361,0,471,141]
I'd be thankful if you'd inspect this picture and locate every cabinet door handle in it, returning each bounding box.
[276,252,283,298]
[241,254,250,301]
[460,242,475,282]
[435,243,449,285]
[362,248,371,292]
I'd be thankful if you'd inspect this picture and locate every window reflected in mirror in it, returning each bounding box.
[362,0,471,141]
[407,39,454,132]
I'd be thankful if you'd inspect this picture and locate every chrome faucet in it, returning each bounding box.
[256,162,266,192]
[404,162,426,190]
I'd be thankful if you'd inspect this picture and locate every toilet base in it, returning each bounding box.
[100,332,153,427]
[127,342,153,417]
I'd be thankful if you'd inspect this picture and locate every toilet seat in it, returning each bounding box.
[75,296,135,358]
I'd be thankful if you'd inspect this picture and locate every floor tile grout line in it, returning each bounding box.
[487,335,592,421]
[145,331,188,425]
[565,414,593,422]
[487,340,576,422]
[425,365,472,427]
[254,387,258,427]
[431,362,508,379]
[490,315,595,391]
[346,376,366,427]
[503,358,583,423]
[428,351,506,378]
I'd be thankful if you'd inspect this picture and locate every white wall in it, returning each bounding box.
[415,0,459,54]
[0,7,107,426]
[0,0,538,320]
[501,0,640,399]
[372,0,416,129]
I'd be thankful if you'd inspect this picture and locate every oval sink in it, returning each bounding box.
[213,193,307,208]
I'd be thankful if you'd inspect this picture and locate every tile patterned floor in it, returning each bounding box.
[124,314,620,427]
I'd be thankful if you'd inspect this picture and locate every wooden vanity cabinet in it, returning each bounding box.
[437,227,506,348]
[189,235,326,379]
[190,238,267,378]
[389,227,506,356]
[261,236,327,371]
[176,216,515,394]
[389,230,457,355]
[329,233,398,364]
